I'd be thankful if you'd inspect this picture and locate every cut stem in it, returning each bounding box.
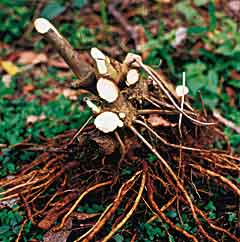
[34,18,95,89]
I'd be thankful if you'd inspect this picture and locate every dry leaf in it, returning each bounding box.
[43,218,72,242]
[18,51,47,65]
[23,84,35,94]
[71,212,100,221]
[172,27,187,47]
[26,113,46,124]
[1,61,20,75]
[48,58,69,68]
[148,114,176,127]
[62,88,78,100]
[228,1,240,14]
[2,75,12,87]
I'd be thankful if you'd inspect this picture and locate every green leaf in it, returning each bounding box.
[175,0,204,25]
[208,2,216,31]
[169,235,176,242]
[207,69,218,93]
[0,226,10,234]
[216,44,233,56]
[205,201,216,211]
[228,212,237,223]
[187,75,206,94]
[209,211,216,219]
[201,92,218,108]
[227,80,240,88]
[113,234,124,242]
[193,0,209,6]
[188,26,208,35]
[147,153,158,163]
[73,0,86,8]
[6,163,15,174]
[166,210,177,218]
[41,2,66,20]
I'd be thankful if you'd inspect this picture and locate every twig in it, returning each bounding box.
[16,219,27,242]
[34,18,96,89]
[108,3,138,47]
[213,110,240,134]
[68,115,93,145]
[178,72,186,138]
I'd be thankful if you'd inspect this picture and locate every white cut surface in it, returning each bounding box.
[85,99,101,113]
[126,69,139,86]
[34,18,61,38]
[124,53,142,67]
[90,47,106,60]
[96,60,107,74]
[176,85,189,97]
[97,78,119,103]
[119,112,126,119]
[94,111,124,133]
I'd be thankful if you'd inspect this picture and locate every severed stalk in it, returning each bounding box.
[34,18,96,89]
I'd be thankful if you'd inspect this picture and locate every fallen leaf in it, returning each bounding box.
[26,113,46,124]
[1,61,20,75]
[48,58,69,69]
[2,75,12,87]
[18,51,47,65]
[230,70,240,80]
[0,197,18,208]
[172,27,187,47]
[148,114,176,127]
[72,211,100,221]
[228,1,240,14]
[23,84,35,94]
[62,88,78,100]
[43,218,72,242]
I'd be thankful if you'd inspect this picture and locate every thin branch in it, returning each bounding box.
[213,110,240,134]
[34,18,96,89]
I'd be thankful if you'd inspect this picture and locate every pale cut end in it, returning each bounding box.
[176,85,189,97]
[124,53,142,68]
[34,18,53,34]
[90,48,107,74]
[90,47,106,60]
[119,112,126,119]
[126,69,139,86]
[96,78,119,103]
[85,99,101,113]
[94,111,124,133]
[34,18,61,37]
[96,60,107,74]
